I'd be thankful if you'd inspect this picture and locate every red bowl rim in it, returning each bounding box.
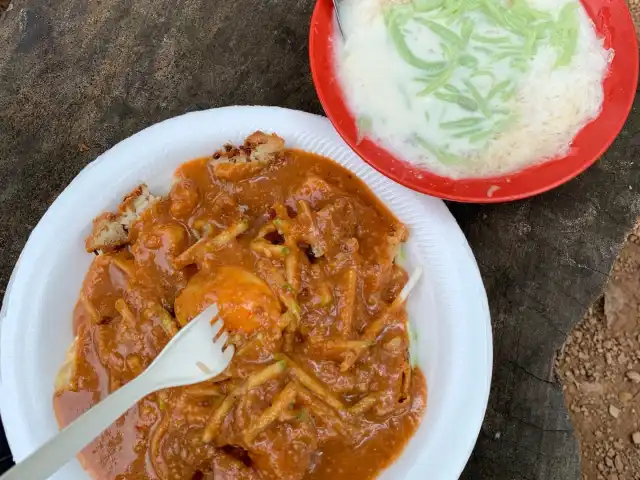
[309,0,639,203]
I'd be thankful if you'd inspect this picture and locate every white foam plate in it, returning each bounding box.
[0,106,492,480]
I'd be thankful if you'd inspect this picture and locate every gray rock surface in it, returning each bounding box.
[0,1,639,478]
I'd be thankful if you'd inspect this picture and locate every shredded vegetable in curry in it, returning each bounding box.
[53,132,426,480]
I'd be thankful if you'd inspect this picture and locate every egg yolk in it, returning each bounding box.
[175,266,281,333]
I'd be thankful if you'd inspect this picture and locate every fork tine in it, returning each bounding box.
[215,331,229,347]
[209,318,224,339]
[222,344,235,363]
[198,303,219,320]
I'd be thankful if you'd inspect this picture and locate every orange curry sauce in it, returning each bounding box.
[54,136,426,480]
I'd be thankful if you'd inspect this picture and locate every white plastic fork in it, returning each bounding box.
[0,304,233,480]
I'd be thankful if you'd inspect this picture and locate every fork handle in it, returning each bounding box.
[0,376,150,480]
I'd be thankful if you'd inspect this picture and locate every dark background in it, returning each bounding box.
[0,424,10,472]
[1,0,639,478]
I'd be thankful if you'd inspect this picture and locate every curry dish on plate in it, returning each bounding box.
[53,132,427,480]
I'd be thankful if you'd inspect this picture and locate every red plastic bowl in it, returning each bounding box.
[309,0,639,203]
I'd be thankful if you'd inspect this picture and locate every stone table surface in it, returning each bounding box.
[0,1,639,478]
